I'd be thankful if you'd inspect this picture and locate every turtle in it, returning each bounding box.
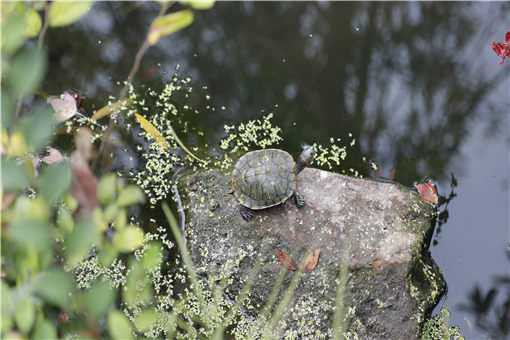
[231,145,315,221]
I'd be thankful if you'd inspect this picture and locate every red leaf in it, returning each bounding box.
[303,249,321,273]
[414,179,439,205]
[491,32,510,64]
[276,249,297,271]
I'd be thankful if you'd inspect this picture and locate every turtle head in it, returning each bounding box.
[296,144,315,173]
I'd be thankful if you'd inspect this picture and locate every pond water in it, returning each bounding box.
[43,2,509,339]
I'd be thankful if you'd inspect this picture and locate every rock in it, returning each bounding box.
[181,168,445,339]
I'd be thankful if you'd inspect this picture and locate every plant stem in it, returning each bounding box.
[119,2,169,98]
[37,2,50,49]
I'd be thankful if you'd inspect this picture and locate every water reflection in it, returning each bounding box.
[42,2,509,338]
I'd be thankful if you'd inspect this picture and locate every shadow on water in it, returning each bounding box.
[43,2,509,338]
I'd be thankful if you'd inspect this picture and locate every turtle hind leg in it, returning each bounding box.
[293,192,305,208]
[240,205,254,222]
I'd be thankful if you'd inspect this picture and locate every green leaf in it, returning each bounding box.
[1,157,30,192]
[1,283,13,334]
[124,261,152,307]
[33,269,74,308]
[14,298,35,334]
[7,47,46,99]
[108,310,134,340]
[97,244,118,267]
[32,317,57,340]
[1,91,13,129]
[98,173,117,204]
[38,160,71,204]
[113,226,145,252]
[179,0,215,10]
[1,9,26,54]
[113,209,127,229]
[103,203,119,223]
[48,0,93,27]
[57,207,74,234]
[142,242,162,270]
[24,8,42,38]
[64,219,99,267]
[82,281,115,318]
[116,185,145,207]
[12,197,49,222]
[18,106,56,152]
[133,310,159,332]
[10,219,52,253]
[147,10,194,46]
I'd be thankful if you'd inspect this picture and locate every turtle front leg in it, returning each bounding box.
[293,192,305,208]
[240,205,254,222]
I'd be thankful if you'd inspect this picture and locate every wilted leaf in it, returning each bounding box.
[97,173,117,204]
[40,147,64,165]
[33,269,74,308]
[64,219,99,267]
[70,152,98,214]
[179,0,215,10]
[108,310,134,340]
[74,128,93,162]
[134,113,169,150]
[113,226,145,252]
[133,310,159,332]
[14,298,35,334]
[38,160,71,204]
[1,157,30,191]
[7,47,45,98]
[303,249,321,273]
[18,106,56,153]
[47,92,78,122]
[147,10,194,46]
[24,8,42,38]
[117,185,145,207]
[91,98,128,121]
[414,179,439,205]
[48,0,93,27]
[275,249,297,271]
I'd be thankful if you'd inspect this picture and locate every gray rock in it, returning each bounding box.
[181,168,445,339]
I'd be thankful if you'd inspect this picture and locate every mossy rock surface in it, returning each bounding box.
[181,168,445,339]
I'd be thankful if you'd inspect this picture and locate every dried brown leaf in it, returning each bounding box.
[276,249,297,271]
[303,249,321,273]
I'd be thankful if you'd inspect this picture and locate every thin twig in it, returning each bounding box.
[97,2,170,162]
[172,181,186,244]
[120,39,150,98]
[37,2,50,49]
[119,2,169,98]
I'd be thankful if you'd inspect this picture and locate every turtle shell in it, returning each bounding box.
[232,149,296,210]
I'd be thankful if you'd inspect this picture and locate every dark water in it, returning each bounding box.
[43,2,509,339]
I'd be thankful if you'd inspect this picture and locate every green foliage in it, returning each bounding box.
[108,310,134,340]
[179,0,216,10]
[48,0,94,27]
[421,307,464,340]
[38,160,71,204]
[148,10,194,45]
[7,47,46,99]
